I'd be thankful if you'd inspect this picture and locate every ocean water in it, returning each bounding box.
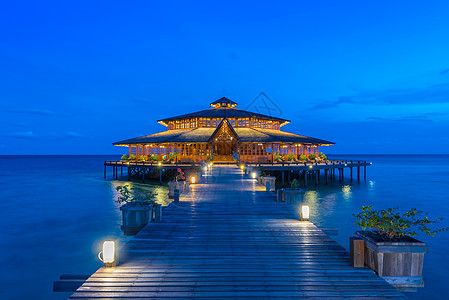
[0,155,448,299]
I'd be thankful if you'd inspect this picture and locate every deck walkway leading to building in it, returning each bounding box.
[71,166,405,299]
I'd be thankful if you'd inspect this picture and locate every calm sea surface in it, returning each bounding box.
[0,155,448,299]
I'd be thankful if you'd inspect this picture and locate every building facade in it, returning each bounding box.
[113,97,334,163]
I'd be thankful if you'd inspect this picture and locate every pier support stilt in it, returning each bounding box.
[159,169,162,185]
[350,167,353,181]
[364,165,367,181]
[104,165,106,179]
[282,171,285,186]
[142,168,145,183]
[115,166,118,180]
[357,166,360,181]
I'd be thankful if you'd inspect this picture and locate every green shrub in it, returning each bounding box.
[353,206,449,240]
[121,154,129,160]
[291,179,300,190]
[115,185,157,206]
[308,154,317,160]
[151,155,159,161]
[138,155,146,161]
[299,154,307,161]
[168,152,178,161]
[129,154,136,160]
[319,152,327,160]
[286,154,295,161]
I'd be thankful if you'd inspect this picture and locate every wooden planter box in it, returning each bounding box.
[168,181,185,198]
[355,231,427,290]
[120,204,153,236]
[260,176,276,191]
[283,188,304,203]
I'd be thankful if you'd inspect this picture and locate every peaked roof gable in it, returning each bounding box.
[208,118,240,142]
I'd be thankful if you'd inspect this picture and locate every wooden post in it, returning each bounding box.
[357,166,360,181]
[325,169,328,184]
[113,165,115,177]
[104,165,106,179]
[350,237,365,267]
[121,167,123,176]
[304,170,307,186]
[159,168,162,185]
[282,171,285,186]
[364,165,367,180]
[350,167,353,181]
[115,166,118,180]
[153,204,162,222]
[288,170,291,184]
[142,168,145,183]
[315,171,318,186]
[174,189,180,202]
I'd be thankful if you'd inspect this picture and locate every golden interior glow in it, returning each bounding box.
[251,172,257,179]
[191,176,196,184]
[158,162,162,166]
[240,165,244,170]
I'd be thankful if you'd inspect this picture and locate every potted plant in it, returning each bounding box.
[138,155,146,162]
[286,154,295,163]
[260,174,276,191]
[129,154,136,161]
[299,154,307,161]
[319,152,327,161]
[116,185,157,235]
[308,153,317,161]
[120,154,129,162]
[168,168,186,198]
[273,152,283,163]
[150,155,159,163]
[353,206,448,289]
[283,178,304,203]
[168,152,178,164]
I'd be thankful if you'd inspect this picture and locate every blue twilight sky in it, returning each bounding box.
[1,1,449,155]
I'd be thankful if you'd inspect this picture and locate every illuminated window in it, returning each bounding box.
[190,121,196,128]
[228,119,236,127]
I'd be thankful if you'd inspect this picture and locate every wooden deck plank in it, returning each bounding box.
[71,165,405,299]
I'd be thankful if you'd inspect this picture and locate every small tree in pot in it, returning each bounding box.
[283,179,304,203]
[353,206,448,289]
[168,168,186,198]
[116,185,157,235]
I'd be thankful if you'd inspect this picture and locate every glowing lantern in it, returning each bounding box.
[251,172,257,179]
[158,162,162,166]
[300,205,310,221]
[190,176,196,184]
[98,240,118,267]
[240,165,244,170]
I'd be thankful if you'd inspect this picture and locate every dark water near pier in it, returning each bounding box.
[0,155,448,299]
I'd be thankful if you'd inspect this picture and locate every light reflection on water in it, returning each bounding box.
[0,155,449,300]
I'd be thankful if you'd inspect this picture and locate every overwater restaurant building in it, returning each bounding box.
[113,97,334,163]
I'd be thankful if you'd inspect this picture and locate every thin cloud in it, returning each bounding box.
[8,108,69,117]
[309,82,449,110]
[65,131,84,138]
[7,131,39,139]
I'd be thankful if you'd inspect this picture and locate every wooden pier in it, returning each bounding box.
[72,165,403,299]
[104,160,371,186]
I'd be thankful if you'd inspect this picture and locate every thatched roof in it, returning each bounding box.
[157,101,290,126]
[113,127,334,146]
